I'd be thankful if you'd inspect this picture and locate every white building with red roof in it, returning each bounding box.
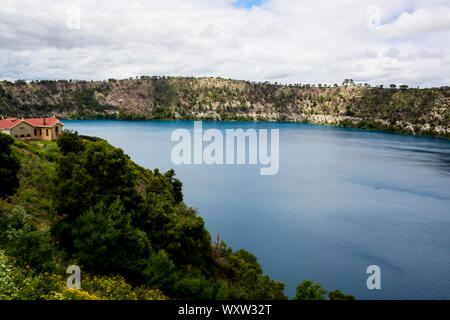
[0,117,64,141]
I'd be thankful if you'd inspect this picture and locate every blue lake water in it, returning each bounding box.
[64,120,450,299]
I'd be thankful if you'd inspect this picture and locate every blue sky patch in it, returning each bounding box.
[233,0,265,9]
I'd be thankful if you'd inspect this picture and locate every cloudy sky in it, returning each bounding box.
[1,0,449,87]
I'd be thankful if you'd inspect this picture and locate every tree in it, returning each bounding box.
[70,199,153,282]
[345,105,354,116]
[164,169,183,203]
[293,280,327,300]
[0,133,20,198]
[390,84,397,89]
[328,290,356,300]
[342,79,355,87]
[145,250,177,291]
[225,249,287,300]
[172,273,215,299]
[57,130,85,155]
[141,202,214,268]
[56,139,139,221]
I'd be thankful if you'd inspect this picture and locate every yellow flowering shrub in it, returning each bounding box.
[0,250,42,300]
[1,251,168,300]
[40,272,168,300]
[79,274,168,300]
[44,288,100,300]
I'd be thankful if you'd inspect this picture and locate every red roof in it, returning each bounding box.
[0,117,63,129]
[24,117,63,128]
[0,117,22,129]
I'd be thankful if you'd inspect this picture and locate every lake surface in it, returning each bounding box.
[64,120,450,299]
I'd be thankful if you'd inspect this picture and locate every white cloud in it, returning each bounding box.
[0,0,449,87]
[384,47,400,58]
[374,6,450,38]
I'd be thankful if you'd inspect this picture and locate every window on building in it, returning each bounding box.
[46,129,49,136]
[34,129,37,136]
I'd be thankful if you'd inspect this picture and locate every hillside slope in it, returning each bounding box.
[1,77,449,138]
[0,132,288,300]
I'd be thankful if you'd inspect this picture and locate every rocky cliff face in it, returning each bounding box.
[1,77,449,138]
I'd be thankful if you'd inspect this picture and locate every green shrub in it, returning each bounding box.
[0,133,20,198]
[328,289,356,300]
[9,228,59,273]
[293,280,327,300]
[69,200,153,282]
[0,206,27,240]
[0,250,41,300]
[0,206,60,273]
